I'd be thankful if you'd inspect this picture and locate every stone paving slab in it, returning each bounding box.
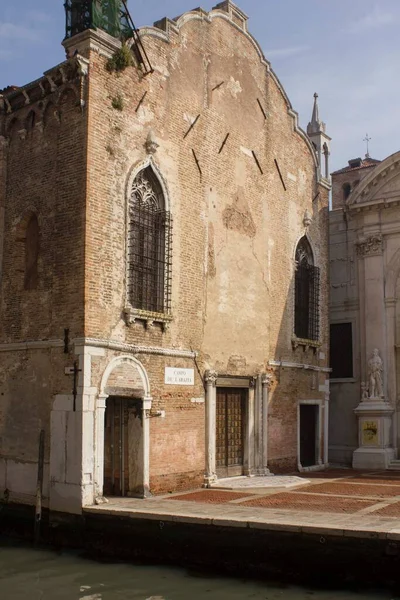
[211,475,310,490]
[85,496,400,539]
[85,469,400,540]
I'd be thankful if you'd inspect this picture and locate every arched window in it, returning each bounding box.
[24,214,39,290]
[295,237,320,341]
[342,183,351,201]
[127,166,172,313]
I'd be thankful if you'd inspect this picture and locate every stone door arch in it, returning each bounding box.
[96,356,152,498]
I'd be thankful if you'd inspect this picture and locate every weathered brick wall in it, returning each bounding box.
[0,68,88,475]
[0,3,331,500]
[331,166,376,210]
[0,85,87,342]
[82,10,329,478]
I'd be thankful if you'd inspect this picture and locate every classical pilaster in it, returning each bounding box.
[356,234,387,395]
[94,394,107,499]
[260,374,273,475]
[244,377,256,475]
[204,370,218,486]
[142,395,152,496]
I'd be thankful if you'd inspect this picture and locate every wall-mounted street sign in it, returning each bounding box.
[165,367,195,386]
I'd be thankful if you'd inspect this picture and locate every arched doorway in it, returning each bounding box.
[99,356,152,498]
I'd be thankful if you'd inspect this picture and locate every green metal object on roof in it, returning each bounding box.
[64,0,133,40]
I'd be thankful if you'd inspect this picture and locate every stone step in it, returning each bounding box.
[388,460,400,470]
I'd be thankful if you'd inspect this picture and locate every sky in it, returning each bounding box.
[1,0,399,172]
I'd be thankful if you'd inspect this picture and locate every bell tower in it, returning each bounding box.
[307,93,331,184]
[64,0,131,40]
[63,1,153,74]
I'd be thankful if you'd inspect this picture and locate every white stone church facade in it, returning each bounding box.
[329,151,400,468]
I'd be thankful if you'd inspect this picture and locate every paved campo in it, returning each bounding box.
[85,469,400,539]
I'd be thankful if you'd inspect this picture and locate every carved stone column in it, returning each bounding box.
[142,395,152,497]
[94,394,107,499]
[204,370,218,486]
[244,377,256,475]
[261,374,273,475]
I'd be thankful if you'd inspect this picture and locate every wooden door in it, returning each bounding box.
[300,404,318,468]
[216,389,246,478]
[103,397,141,496]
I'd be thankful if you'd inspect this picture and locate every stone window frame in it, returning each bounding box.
[123,157,173,331]
[291,234,321,351]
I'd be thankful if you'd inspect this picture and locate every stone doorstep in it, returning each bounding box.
[210,475,311,491]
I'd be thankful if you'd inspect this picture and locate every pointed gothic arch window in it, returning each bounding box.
[295,237,320,341]
[127,166,172,314]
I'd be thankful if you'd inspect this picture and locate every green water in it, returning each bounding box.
[0,541,395,599]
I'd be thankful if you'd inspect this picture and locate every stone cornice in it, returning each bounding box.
[348,151,400,210]
[0,337,197,359]
[63,28,121,60]
[1,56,88,115]
[269,360,331,373]
[74,337,197,359]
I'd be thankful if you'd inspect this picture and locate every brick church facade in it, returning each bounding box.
[0,1,330,513]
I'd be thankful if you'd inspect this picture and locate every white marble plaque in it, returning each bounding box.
[165,367,194,386]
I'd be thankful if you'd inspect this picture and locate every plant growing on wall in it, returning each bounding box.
[111,93,124,111]
[106,44,134,73]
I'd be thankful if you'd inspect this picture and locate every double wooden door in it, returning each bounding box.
[216,389,246,478]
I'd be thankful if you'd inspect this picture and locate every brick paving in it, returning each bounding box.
[294,482,400,497]
[347,477,400,485]
[87,469,400,540]
[374,502,400,517]
[238,492,374,513]
[158,469,400,517]
[168,490,252,504]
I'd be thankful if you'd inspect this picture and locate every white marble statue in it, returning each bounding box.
[361,381,369,401]
[368,348,384,398]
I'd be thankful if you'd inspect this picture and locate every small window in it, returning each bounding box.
[342,183,351,200]
[330,323,353,378]
[294,237,320,341]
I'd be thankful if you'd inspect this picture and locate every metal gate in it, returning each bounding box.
[103,397,141,496]
[216,389,246,478]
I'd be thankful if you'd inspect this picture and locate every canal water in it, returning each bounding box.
[0,540,396,600]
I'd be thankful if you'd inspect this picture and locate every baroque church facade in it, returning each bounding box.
[329,152,400,469]
[0,1,330,514]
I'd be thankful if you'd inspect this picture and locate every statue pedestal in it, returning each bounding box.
[352,399,394,469]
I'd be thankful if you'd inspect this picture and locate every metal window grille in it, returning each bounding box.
[295,238,320,341]
[127,170,172,314]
